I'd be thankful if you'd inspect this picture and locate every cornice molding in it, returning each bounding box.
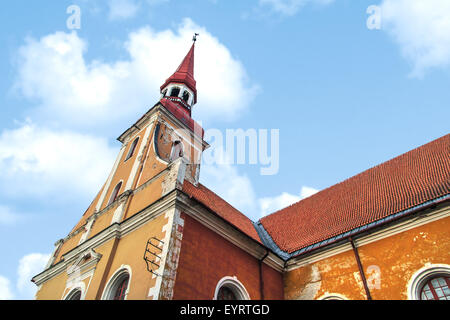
[34,191,449,285]
[117,103,208,151]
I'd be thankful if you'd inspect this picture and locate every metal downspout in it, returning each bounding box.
[349,237,372,300]
[259,251,269,300]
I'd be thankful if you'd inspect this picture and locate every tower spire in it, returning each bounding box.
[160,35,198,113]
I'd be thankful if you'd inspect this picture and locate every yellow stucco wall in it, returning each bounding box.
[99,131,144,211]
[35,270,68,300]
[34,106,206,300]
[125,174,166,220]
[36,211,170,300]
[99,212,169,299]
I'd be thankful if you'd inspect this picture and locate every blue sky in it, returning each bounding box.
[0,0,449,299]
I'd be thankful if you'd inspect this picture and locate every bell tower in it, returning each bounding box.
[32,36,209,300]
[160,35,198,115]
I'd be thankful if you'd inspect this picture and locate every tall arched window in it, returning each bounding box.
[182,90,190,103]
[125,137,139,161]
[65,289,82,300]
[214,276,250,300]
[217,286,238,300]
[107,181,122,206]
[113,275,130,300]
[102,267,131,300]
[170,87,180,97]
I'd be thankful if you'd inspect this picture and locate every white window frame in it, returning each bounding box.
[317,293,348,300]
[407,263,450,300]
[170,86,181,98]
[62,283,86,300]
[213,276,250,300]
[124,137,140,162]
[101,265,132,300]
[107,180,123,206]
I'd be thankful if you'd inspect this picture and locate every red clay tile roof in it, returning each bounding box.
[260,134,450,254]
[182,181,262,243]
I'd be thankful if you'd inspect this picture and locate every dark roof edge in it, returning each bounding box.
[255,194,450,262]
[253,221,290,260]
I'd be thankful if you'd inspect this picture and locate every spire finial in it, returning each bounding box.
[193,33,199,42]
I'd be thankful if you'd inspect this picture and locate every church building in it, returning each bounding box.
[32,38,450,301]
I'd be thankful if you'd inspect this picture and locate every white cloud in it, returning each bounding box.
[15,19,257,128]
[17,253,51,300]
[256,0,450,76]
[0,121,117,199]
[258,0,334,16]
[380,0,450,77]
[16,32,134,129]
[108,0,140,20]
[300,185,319,199]
[259,186,319,217]
[201,146,319,220]
[0,276,14,300]
[201,147,258,219]
[259,192,301,216]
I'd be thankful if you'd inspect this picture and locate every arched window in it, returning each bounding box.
[214,276,250,300]
[420,277,450,300]
[102,268,131,300]
[107,181,122,206]
[162,89,167,97]
[408,264,450,300]
[318,294,347,300]
[182,91,190,103]
[170,87,180,97]
[113,275,130,300]
[217,286,238,300]
[170,140,184,162]
[125,137,139,161]
[65,289,82,300]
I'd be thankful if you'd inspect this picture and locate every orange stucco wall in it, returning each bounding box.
[284,214,450,300]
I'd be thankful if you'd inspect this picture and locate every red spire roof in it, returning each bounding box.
[161,42,197,104]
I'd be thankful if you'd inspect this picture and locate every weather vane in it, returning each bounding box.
[193,33,199,42]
